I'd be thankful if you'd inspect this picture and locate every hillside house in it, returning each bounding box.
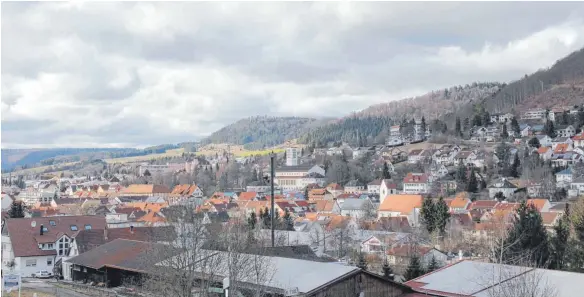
[557,125,576,138]
[521,109,547,120]
[536,135,553,147]
[527,199,552,213]
[344,180,366,194]
[555,168,573,187]
[537,147,553,161]
[408,149,425,164]
[402,173,431,194]
[570,177,584,196]
[386,245,448,270]
[120,184,171,198]
[573,132,584,148]
[520,124,532,137]
[552,137,574,150]
[326,183,344,197]
[490,113,514,123]
[488,178,518,199]
[429,163,449,179]
[367,179,382,194]
[387,125,404,147]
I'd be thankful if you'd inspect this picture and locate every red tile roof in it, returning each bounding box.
[5,216,107,257]
[403,173,430,184]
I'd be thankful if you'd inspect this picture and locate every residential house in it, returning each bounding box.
[237,191,261,201]
[352,147,374,159]
[379,180,398,204]
[2,193,14,211]
[573,132,584,148]
[170,184,203,198]
[537,147,553,161]
[300,172,327,188]
[570,177,584,196]
[541,212,562,232]
[488,178,518,199]
[554,143,573,154]
[455,151,476,166]
[378,194,423,226]
[429,163,449,180]
[308,188,327,200]
[386,245,448,270]
[340,199,375,219]
[2,216,106,277]
[367,179,382,195]
[313,200,341,214]
[552,137,574,150]
[520,124,532,137]
[408,149,425,164]
[527,199,551,213]
[490,113,514,123]
[326,183,344,197]
[387,125,403,146]
[555,168,573,187]
[449,192,472,213]
[402,173,431,194]
[556,125,576,138]
[246,181,272,193]
[536,135,553,147]
[344,180,366,194]
[119,184,171,197]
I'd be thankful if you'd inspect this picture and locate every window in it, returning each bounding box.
[59,244,63,249]
[42,226,48,232]
[49,220,56,226]
[25,259,37,267]
[48,243,54,249]
[84,224,92,230]
[70,225,78,231]
[47,258,53,266]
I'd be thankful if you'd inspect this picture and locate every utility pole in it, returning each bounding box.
[270,151,275,247]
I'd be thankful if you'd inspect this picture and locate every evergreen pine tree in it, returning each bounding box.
[420,197,436,234]
[404,255,424,281]
[510,153,521,178]
[501,124,509,139]
[7,201,25,218]
[262,207,271,229]
[283,208,294,231]
[304,187,309,200]
[550,204,570,270]
[544,120,556,138]
[497,201,550,267]
[421,117,427,139]
[382,257,394,280]
[248,211,257,230]
[466,167,478,193]
[528,137,541,148]
[455,117,462,136]
[357,251,368,271]
[435,197,451,236]
[426,255,440,272]
[511,117,521,135]
[382,163,391,179]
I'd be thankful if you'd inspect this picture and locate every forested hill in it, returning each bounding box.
[353,82,504,121]
[484,47,584,113]
[201,116,322,149]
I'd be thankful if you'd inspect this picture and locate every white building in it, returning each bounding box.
[521,109,547,120]
[488,178,518,199]
[340,199,375,219]
[2,216,106,277]
[275,164,326,191]
[387,125,403,146]
[402,173,431,194]
[286,147,300,166]
[379,179,398,204]
[556,125,576,138]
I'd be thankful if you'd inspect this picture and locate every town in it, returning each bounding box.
[2,105,584,297]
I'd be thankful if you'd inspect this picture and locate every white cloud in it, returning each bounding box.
[2,2,584,148]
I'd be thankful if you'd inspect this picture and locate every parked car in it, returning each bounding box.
[32,270,52,278]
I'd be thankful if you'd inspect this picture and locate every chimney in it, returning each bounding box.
[130,225,134,234]
[40,224,44,236]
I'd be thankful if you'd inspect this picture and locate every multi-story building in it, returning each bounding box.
[402,173,431,194]
[521,109,547,120]
[285,148,300,166]
[274,165,326,191]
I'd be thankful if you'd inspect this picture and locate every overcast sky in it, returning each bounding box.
[2,2,584,148]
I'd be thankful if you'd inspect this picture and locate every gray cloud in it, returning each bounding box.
[2,2,584,148]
